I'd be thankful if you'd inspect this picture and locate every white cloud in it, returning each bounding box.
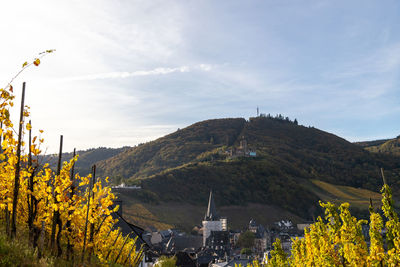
[57,64,214,81]
[64,66,190,81]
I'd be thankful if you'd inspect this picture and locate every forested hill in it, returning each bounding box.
[97,117,400,189]
[91,117,400,220]
[46,117,400,222]
[356,136,400,156]
[97,118,246,181]
[43,146,130,176]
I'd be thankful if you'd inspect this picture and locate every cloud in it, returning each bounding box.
[61,64,214,81]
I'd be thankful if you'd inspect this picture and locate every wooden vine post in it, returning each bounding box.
[27,119,38,244]
[66,148,76,261]
[81,165,95,263]
[50,135,63,256]
[0,121,10,235]
[87,165,97,262]
[10,82,26,238]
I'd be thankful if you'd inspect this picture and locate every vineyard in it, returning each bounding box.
[0,52,143,266]
[3,52,400,267]
[264,175,400,267]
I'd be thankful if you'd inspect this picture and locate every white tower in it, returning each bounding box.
[202,190,225,246]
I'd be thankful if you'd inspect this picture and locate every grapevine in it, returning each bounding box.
[0,52,143,266]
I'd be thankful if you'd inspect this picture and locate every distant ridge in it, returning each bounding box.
[357,136,400,156]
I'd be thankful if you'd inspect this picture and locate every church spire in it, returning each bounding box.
[204,190,219,221]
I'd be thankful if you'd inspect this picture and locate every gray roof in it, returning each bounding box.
[165,235,203,252]
[205,190,219,221]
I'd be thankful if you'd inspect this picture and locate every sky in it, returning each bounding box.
[0,0,399,153]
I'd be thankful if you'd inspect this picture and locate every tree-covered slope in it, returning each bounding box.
[89,117,400,221]
[239,117,400,191]
[96,118,246,180]
[43,146,130,176]
[361,136,400,156]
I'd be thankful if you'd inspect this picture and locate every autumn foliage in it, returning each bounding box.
[0,51,143,266]
[264,182,400,266]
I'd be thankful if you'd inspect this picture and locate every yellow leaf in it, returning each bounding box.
[33,58,40,66]
[39,129,44,133]
[26,123,32,131]
[22,61,28,68]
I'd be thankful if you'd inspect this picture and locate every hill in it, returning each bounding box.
[97,118,246,180]
[359,136,400,156]
[354,139,391,148]
[42,117,400,230]
[42,146,130,177]
[89,117,400,229]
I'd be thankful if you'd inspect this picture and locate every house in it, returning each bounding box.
[165,234,203,254]
[248,219,271,255]
[197,248,218,267]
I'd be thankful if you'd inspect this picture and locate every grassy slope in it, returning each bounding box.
[118,179,382,231]
[308,180,381,209]
[363,137,400,156]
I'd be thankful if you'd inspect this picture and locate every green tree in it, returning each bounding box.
[154,256,177,267]
[237,230,255,249]
[241,247,252,255]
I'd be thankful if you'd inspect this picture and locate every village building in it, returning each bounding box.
[202,190,228,247]
[200,190,231,263]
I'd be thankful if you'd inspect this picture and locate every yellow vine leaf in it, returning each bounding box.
[33,58,40,66]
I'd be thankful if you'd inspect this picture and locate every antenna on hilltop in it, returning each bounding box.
[257,106,259,117]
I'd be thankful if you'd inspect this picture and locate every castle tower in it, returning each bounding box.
[239,136,248,156]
